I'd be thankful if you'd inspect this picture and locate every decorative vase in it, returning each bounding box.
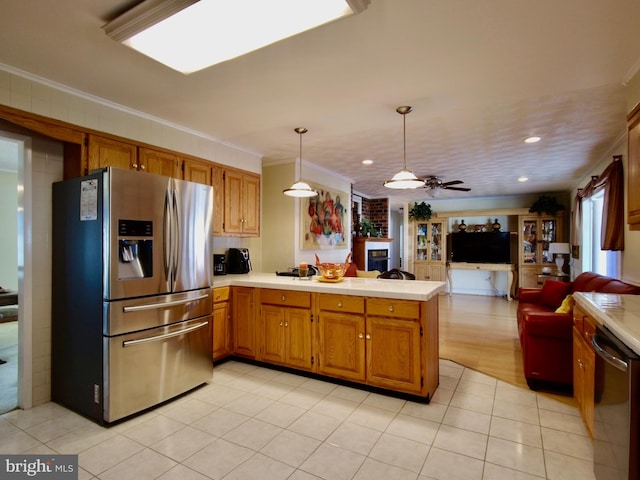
[492,218,501,231]
[458,220,467,232]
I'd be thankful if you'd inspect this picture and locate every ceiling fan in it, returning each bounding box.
[422,176,471,192]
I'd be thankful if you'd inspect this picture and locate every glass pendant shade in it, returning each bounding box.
[384,106,425,190]
[283,127,318,198]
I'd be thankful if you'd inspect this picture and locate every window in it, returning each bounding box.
[582,190,620,277]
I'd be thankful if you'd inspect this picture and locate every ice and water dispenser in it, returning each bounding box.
[118,219,153,279]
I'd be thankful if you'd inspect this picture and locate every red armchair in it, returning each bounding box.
[517,272,640,391]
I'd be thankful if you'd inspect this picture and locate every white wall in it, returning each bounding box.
[262,160,352,269]
[0,170,17,290]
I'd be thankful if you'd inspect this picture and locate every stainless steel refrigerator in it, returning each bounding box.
[52,167,213,424]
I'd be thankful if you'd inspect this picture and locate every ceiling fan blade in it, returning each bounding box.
[442,186,471,191]
[441,180,463,186]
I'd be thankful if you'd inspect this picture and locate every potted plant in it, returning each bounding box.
[359,217,381,237]
[529,196,564,215]
[408,202,432,221]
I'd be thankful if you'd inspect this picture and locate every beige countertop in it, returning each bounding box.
[574,292,640,355]
[212,272,445,301]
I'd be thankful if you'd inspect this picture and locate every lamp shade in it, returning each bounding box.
[384,106,425,190]
[283,127,318,198]
[548,243,570,255]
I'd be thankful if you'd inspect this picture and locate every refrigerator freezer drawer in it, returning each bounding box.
[105,288,212,336]
[104,316,212,423]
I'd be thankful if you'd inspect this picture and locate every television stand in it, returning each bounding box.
[446,262,517,301]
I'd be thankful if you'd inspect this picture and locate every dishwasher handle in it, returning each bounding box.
[123,320,209,347]
[592,334,629,372]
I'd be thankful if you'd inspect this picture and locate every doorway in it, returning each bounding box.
[0,131,32,414]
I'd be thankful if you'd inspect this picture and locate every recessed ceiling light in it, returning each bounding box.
[518,176,529,182]
[524,136,541,144]
[362,159,373,165]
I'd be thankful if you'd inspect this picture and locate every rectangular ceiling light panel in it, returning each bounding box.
[105,0,368,74]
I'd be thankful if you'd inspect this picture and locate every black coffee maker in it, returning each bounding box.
[227,248,251,274]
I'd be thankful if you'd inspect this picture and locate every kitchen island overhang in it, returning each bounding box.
[213,273,445,402]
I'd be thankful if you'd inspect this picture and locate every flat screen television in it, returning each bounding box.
[449,232,512,264]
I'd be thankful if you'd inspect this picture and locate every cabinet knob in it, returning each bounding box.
[140,164,145,170]
[366,333,371,340]
[388,305,394,312]
[358,333,364,339]
[284,321,288,327]
[281,295,286,301]
[132,163,138,169]
[337,301,343,308]
[279,321,283,327]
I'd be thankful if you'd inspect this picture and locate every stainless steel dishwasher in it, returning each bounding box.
[591,325,640,480]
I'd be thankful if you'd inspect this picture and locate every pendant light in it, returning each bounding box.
[384,106,425,189]
[283,127,318,197]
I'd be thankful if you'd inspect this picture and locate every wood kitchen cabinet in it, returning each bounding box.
[317,294,366,382]
[87,134,137,172]
[183,159,225,235]
[366,298,423,394]
[232,286,257,358]
[88,135,181,177]
[212,286,231,362]
[573,304,595,437]
[628,104,640,228]
[224,168,260,236]
[317,293,434,396]
[138,147,182,178]
[258,289,313,371]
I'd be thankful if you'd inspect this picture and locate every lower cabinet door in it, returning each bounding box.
[212,301,231,361]
[260,305,285,364]
[366,316,422,394]
[284,308,313,371]
[318,312,365,382]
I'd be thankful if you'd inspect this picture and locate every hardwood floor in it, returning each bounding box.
[438,293,576,406]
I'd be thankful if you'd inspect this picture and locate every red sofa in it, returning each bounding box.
[517,271,640,391]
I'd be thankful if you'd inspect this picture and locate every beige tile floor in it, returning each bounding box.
[0,294,594,479]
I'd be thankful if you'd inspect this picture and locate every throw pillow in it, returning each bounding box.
[541,280,572,310]
[555,294,574,314]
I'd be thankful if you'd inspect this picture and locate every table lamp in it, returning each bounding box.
[548,243,570,274]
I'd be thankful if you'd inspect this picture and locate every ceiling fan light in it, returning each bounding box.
[383,169,425,189]
[283,181,318,197]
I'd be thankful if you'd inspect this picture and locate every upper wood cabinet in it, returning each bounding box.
[627,104,640,229]
[138,147,182,177]
[183,159,225,235]
[224,168,260,236]
[87,134,137,172]
[88,135,181,177]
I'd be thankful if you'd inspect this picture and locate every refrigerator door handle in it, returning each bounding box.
[592,334,629,372]
[122,293,210,312]
[172,187,179,290]
[122,320,209,347]
[163,189,172,286]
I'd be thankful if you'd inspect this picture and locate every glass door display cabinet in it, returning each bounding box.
[413,220,446,282]
[518,213,564,288]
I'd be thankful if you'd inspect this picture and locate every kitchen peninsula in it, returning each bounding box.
[213,273,445,401]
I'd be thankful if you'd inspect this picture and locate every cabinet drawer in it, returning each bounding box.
[260,289,311,308]
[573,305,586,330]
[318,294,364,314]
[213,286,230,303]
[366,298,419,319]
